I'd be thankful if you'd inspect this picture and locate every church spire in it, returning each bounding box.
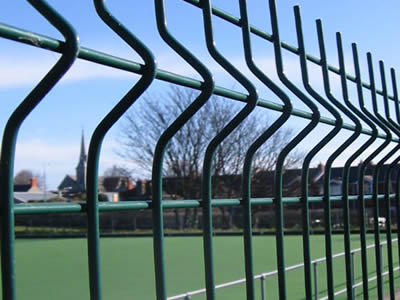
[76,130,87,192]
[79,130,87,162]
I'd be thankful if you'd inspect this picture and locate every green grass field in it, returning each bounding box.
[7,234,400,299]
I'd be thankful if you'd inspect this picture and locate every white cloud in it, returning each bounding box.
[0,55,137,89]
[13,139,76,190]
[0,57,51,88]
[0,50,208,89]
[15,139,76,161]
[0,48,345,98]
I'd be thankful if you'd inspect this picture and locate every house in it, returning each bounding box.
[98,176,135,202]
[134,162,400,201]
[281,162,400,198]
[14,177,41,193]
[280,163,326,196]
[115,179,152,201]
[14,177,55,203]
[98,176,134,193]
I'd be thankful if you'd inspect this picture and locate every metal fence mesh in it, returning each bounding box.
[1,0,400,299]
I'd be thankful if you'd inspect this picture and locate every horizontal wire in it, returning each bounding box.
[12,193,392,215]
[0,23,396,142]
[183,0,395,101]
[168,238,398,300]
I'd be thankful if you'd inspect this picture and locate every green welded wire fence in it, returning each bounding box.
[167,238,399,300]
[1,1,400,300]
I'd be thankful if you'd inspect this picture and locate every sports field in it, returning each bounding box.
[8,234,400,299]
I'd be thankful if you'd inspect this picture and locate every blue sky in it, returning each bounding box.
[2,1,400,190]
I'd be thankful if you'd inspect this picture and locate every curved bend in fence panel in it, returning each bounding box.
[269,1,323,298]
[294,9,343,300]
[0,1,79,299]
[389,68,400,296]
[152,0,214,298]
[334,32,364,300]
[238,1,293,299]
[366,52,396,300]
[350,43,380,299]
[377,62,400,300]
[86,1,157,299]
[201,1,258,298]
[1,1,400,300]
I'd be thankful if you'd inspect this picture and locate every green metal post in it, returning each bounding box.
[366,52,392,300]
[336,32,363,300]
[152,1,215,298]
[377,61,400,300]
[390,68,400,279]
[0,1,79,299]
[239,1,292,298]
[269,1,325,297]
[202,1,258,298]
[295,11,344,299]
[88,2,156,300]
[352,43,380,300]
[317,23,362,300]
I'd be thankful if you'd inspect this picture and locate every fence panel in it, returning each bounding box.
[1,1,400,300]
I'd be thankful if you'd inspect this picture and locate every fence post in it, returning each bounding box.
[260,275,266,300]
[313,262,318,300]
[185,294,191,300]
[351,251,355,295]
[380,244,384,274]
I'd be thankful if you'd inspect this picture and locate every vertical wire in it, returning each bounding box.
[269,1,323,298]
[366,52,393,300]
[89,1,157,299]
[352,47,394,300]
[0,1,79,299]
[351,43,379,300]
[239,1,293,298]
[152,0,215,298]
[377,61,400,300]
[295,10,344,299]
[317,24,372,299]
[315,22,335,298]
[336,33,364,300]
[390,69,400,280]
[201,0,259,298]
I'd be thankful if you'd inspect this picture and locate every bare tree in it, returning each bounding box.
[118,86,302,228]
[103,165,132,178]
[14,169,44,190]
[14,170,34,185]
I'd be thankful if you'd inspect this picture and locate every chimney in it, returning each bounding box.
[31,177,38,188]
[128,178,134,191]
